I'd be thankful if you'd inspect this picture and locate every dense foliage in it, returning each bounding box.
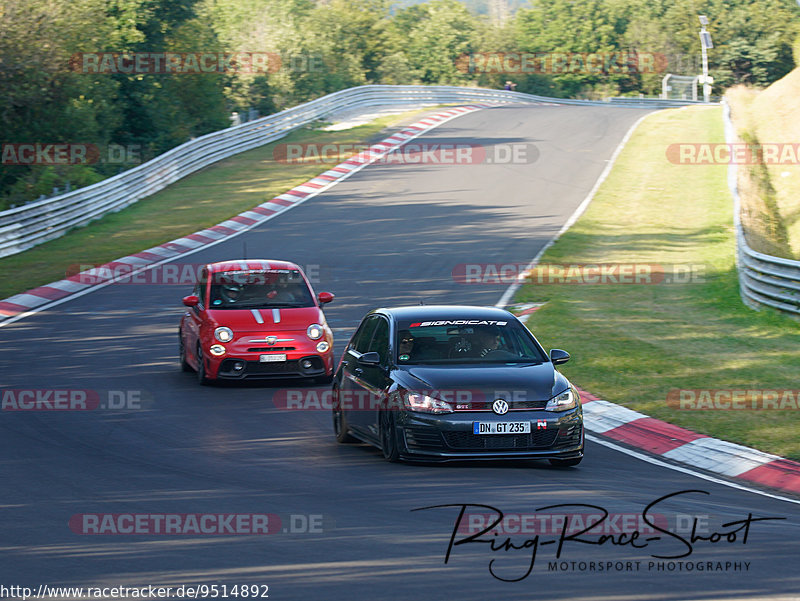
[1,0,798,208]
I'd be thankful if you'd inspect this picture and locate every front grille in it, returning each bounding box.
[453,400,548,411]
[443,429,558,450]
[247,346,295,352]
[245,360,301,374]
[404,427,445,450]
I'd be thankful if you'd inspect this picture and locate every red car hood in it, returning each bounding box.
[206,306,324,333]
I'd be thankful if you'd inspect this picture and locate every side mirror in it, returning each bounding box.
[318,291,334,304]
[358,351,381,366]
[182,295,200,307]
[550,349,570,365]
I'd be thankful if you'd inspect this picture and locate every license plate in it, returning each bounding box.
[473,421,531,435]
[259,354,287,362]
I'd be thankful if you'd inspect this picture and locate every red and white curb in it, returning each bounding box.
[0,104,494,326]
[502,107,800,500]
[577,390,800,496]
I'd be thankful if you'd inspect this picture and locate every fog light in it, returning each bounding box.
[301,359,313,369]
[233,361,245,371]
[209,344,226,356]
[316,341,330,353]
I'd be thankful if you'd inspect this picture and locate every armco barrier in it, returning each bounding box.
[723,100,800,317]
[0,85,703,259]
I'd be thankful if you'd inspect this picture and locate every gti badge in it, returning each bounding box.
[492,399,509,415]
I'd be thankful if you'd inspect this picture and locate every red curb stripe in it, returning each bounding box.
[316,174,337,181]
[331,167,351,174]
[131,251,166,261]
[737,459,800,494]
[25,286,71,301]
[251,206,276,215]
[159,243,191,253]
[186,233,216,244]
[0,301,29,315]
[270,198,294,207]
[601,417,708,455]
[230,215,256,225]
[304,182,323,189]
[283,189,309,198]
[209,225,237,235]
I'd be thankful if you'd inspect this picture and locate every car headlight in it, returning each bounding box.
[403,393,454,415]
[214,327,234,342]
[545,388,577,412]
[307,323,324,340]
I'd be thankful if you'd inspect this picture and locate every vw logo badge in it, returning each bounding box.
[492,399,509,415]
[266,336,277,346]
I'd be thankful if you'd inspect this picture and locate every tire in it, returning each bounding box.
[179,332,192,372]
[379,409,400,462]
[196,344,209,385]
[549,457,582,467]
[332,386,356,443]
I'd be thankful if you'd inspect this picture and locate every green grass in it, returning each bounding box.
[516,105,800,460]
[0,108,438,300]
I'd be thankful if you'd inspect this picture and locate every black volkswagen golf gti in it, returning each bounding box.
[332,305,584,465]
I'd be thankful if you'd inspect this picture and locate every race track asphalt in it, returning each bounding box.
[1,104,798,601]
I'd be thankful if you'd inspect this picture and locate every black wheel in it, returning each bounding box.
[196,344,209,385]
[332,386,355,443]
[380,409,400,462]
[179,332,192,372]
[549,457,582,467]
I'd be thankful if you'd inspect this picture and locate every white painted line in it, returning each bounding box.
[495,109,657,309]
[587,434,800,506]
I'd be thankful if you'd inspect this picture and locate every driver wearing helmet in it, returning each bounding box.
[220,282,244,304]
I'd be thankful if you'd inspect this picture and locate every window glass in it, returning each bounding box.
[207,269,313,309]
[367,317,390,365]
[351,316,380,354]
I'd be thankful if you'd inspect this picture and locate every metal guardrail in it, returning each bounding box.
[0,84,705,258]
[723,100,800,317]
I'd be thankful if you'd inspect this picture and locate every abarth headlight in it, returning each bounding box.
[307,323,324,340]
[214,327,234,342]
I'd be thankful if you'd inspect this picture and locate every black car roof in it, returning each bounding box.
[374,305,516,322]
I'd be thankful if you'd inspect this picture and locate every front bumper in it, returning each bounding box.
[205,340,333,379]
[395,408,583,461]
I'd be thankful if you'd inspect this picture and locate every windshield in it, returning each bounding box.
[395,319,547,365]
[208,269,314,309]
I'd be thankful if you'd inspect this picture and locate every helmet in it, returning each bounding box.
[221,283,243,302]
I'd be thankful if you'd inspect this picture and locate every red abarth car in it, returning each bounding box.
[179,260,335,384]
